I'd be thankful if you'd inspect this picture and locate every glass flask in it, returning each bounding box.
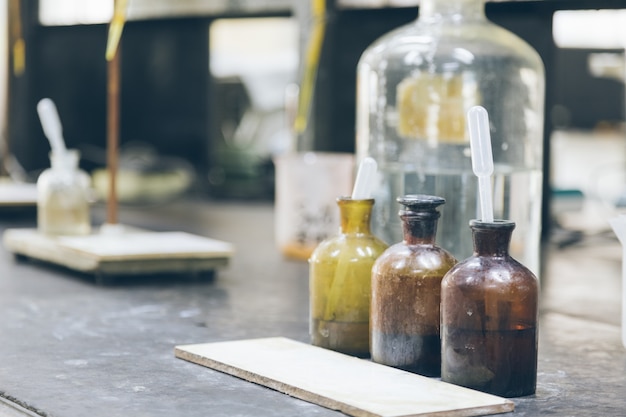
[309,197,388,357]
[371,195,456,376]
[441,220,539,397]
[37,149,91,235]
[356,0,545,275]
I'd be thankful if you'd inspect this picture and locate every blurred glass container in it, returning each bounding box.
[274,152,354,260]
[37,149,91,235]
[356,0,545,274]
[91,142,195,204]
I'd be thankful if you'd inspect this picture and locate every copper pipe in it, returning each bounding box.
[106,45,120,225]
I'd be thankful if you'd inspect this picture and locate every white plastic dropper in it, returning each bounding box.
[36,98,67,155]
[351,157,377,200]
[468,106,494,223]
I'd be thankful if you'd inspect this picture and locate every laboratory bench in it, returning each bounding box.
[0,198,624,417]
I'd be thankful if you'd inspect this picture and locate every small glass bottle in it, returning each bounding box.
[441,220,538,397]
[371,195,456,376]
[356,0,545,275]
[309,197,388,357]
[37,149,91,236]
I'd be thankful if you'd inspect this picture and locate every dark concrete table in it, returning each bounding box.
[0,200,624,416]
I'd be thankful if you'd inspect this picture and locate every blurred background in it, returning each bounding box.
[1,0,626,238]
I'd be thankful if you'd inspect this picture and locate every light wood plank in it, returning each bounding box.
[2,228,233,277]
[0,181,37,207]
[175,337,514,417]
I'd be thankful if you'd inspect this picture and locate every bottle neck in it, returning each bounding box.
[401,213,439,245]
[50,149,79,172]
[418,0,486,22]
[338,198,374,235]
[471,220,515,257]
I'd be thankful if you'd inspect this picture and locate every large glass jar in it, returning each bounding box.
[356,0,545,275]
[441,220,539,397]
[309,197,388,357]
[371,194,456,376]
[37,149,91,235]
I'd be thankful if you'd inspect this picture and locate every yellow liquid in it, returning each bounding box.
[38,196,90,236]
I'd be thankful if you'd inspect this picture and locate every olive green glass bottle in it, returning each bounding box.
[309,197,388,357]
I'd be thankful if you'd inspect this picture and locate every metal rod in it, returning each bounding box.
[106,43,120,225]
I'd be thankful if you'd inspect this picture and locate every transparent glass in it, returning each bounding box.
[371,195,456,376]
[274,152,355,261]
[37,149,91,235]
[309,197,388,357]
[356,0,545,275]
[441,220,539,397]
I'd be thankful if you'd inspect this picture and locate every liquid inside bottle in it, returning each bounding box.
[37,149,91,236]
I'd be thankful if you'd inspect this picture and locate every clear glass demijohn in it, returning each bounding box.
[356,0,545,274]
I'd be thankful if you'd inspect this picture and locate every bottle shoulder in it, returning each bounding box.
[359,20,543,73]
[37,167,54,181]
[310,234,388,261]
[373,243,457,274]
[37,167,90,184]
[442,255,538,289]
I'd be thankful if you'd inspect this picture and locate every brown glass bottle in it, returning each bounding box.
[309,197,388,357]
[371,195,456,376]
[441,220,538,397]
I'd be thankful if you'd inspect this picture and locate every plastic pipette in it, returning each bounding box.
[468,106,494,222]
[37,98,67,155]
[351,157,377,200]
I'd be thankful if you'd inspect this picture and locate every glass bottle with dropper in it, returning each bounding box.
[309,158,388,357]
[440,107,538,397]
[37,149,91,235]
[36,98,91,236]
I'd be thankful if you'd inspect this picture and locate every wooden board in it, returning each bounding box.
[3,228,234,280]
[175,337,514,417]
[0,181,37,207]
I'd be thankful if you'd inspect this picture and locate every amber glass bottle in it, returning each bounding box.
[371,195,456,376]
[309,197,388,357]
[441,220,538,397]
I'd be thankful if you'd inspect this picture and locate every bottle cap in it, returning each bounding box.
[397,194,446,219]
[397,194,445,210]
[469,219,515,230]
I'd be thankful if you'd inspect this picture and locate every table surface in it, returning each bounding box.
[0,199,624,417]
